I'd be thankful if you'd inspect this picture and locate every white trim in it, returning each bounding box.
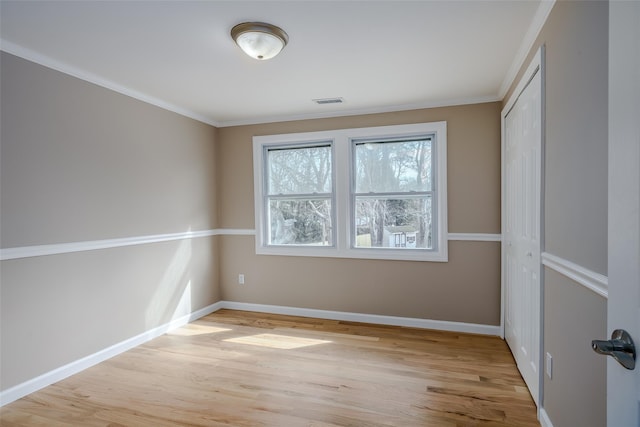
[542,252,608,299]
[224,230,499,242]
[218,301,502,337]
[502,48,544,119]
[216,229,256,236]
[1,230,217,261]
[217,96,499,128]
[0,41,219,127]
[539,407,554,427]
[447,233,501,242]
[0,229,258,261]
[0,302,223,407]
[252,122,449,262]
[0,229,498,261]
[498,0,555,99]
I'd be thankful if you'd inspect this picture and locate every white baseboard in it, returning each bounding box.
[218,301,502,336]
[0,301,223,407]
[539,407,554,427]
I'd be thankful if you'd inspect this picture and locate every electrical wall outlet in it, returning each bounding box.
[546,352,553,379]
[238,274,245,285]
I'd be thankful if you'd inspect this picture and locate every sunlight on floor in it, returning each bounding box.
[224,333,331,349]
[167,324,232,336]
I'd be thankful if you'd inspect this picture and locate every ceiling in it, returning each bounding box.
[0,1,550,127]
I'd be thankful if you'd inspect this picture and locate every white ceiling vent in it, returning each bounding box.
[313,97,344,105]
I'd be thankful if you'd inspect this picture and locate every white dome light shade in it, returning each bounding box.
[231,22,289,60]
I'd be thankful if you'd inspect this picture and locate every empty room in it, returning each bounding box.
[1,1,638,426]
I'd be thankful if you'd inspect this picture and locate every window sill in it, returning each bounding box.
[256,245,448,262]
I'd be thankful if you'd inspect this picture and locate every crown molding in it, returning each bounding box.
[0,40,220,127]
[498,0,556,99]
[215,95,501,128]
[3,19,536,131]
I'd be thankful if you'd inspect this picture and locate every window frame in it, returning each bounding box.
[253,122,448,262]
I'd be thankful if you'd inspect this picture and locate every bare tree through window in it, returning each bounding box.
[266,144,333,245]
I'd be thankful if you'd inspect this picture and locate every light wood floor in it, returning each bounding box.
[1,310,540,426]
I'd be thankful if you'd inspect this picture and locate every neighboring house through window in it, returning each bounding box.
[253,122,447,261]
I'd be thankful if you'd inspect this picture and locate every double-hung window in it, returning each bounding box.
[253,122,447,261]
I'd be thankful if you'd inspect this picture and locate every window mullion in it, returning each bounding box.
[353,191,432,198]
[268,193,332,200]
[334,135,350,253]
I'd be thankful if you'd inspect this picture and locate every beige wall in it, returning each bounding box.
[1,54,219,247]
[218,103,502,325]
[504,1,609,425]
[0,52,220,390]
[221,236,501,324]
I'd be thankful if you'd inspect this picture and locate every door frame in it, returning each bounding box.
[501,46,545,409]
[606,1,640,424]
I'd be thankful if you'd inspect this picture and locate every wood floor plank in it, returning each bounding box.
[0,309,540,426]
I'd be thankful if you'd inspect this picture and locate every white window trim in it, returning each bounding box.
[253,122,448,262]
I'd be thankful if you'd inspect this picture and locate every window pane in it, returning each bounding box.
[354,196,432,249]
[269,199,332,245]
[354,139,432,193]
[268,145,332,195]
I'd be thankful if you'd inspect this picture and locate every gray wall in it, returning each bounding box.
[0,52,220,390]
[505,1,609,426]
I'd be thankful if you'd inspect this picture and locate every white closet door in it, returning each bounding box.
[504,59,542,406]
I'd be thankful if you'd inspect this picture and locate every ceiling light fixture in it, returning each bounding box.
[231,22,289,60]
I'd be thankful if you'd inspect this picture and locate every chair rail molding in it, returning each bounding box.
[542,251,608,298]
[1,229,499,261]
[447,233,502,242]
[0,229,256,261]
